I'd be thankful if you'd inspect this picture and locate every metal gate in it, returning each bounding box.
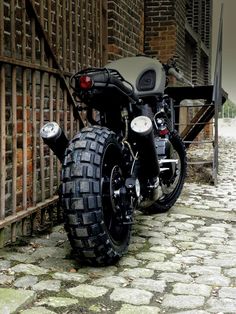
[0,0,107,246]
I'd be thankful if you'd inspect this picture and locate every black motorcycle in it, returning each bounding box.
[41,56,188,266]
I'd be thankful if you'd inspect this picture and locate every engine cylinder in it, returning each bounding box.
[131,116,159,182]
[40,122,69,163]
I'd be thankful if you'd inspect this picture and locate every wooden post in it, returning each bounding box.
[75,0,79,71]
[85,0,88,67]
[31,0,37,206]
[62,0,67,71]
[0,65,6,220]
[12,67,17,214]
[69,0,73,72]
[11,222,17,243]
[40,72,46,202]
[56,78,61,186]
[22,69,28,211]
[0,0,3,56]
[80,0,84,68]
[0,228,4,248]
[101,0,108,66]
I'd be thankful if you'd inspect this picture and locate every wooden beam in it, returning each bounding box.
[0,65,6,220]
[0,196,59,229]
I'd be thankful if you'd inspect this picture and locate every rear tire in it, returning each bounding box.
[61,126,131,266]
[144,131,187,213]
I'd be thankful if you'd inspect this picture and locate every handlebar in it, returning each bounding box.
[168,67,194,88]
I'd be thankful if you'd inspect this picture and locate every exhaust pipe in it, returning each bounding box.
[131,116,159,182]
[40,122,69,163]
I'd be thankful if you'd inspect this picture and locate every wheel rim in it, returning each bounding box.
[160,149,182,196]
[101,143,129,245]
[158,138,185,203]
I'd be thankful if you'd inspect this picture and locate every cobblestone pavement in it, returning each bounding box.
[1,126,236,313]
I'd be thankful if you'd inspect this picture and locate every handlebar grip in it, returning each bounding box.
[168,67,183,80]
[168,68,194,87]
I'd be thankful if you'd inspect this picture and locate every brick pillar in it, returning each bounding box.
[107,0,144,61]
[144,0,177,62]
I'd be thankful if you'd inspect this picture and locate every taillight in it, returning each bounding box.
[79,75,93,89]
[159,128,169,136]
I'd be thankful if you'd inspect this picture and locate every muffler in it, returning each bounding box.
[131,116,159,182]
[40,122,69,163]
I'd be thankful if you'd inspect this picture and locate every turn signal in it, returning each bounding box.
[79,75,93,89]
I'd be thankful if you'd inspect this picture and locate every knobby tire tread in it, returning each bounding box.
[61,126,130,266]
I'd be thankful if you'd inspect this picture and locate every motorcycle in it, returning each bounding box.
[40,56,190,266]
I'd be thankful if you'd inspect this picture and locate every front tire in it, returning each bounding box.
[61,126,131,266]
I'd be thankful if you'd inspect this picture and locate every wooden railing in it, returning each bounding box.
[0,0,107,246]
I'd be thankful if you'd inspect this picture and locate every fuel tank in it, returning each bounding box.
[105,56,166,97]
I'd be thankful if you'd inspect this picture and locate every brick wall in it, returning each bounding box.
[107,0,144,61]
[143,0,212,85]
[144,0,177,62]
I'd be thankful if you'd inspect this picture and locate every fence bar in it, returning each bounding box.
[0,228,4,247]
[0,65,6,220]
[49,74,54,197]
[56,78,61,186]
[40,1,45,65]
[75,0,79,71]
[85,0,88,66]
[22,3,28,211]
[32,71,37,206]
[69,0,73,72]
[91,0,95,67]
[11,0,16,57]
[22,217,28,236]
[48,0,54,198]
[101,0,108,66]
[31,0,36,43]
[31,0,37,206]
[11,222,17,242]
[48,0,52,43]
[40,72,46,202]
[95,1,99,66]
[63,90,68,134]
[80,1,84,68]
[22,1,27,60]
[0,0,3,56]
[12,67,17,214]
[62,0,67,70]
[70,102,74,139]
[22,69,28,211]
